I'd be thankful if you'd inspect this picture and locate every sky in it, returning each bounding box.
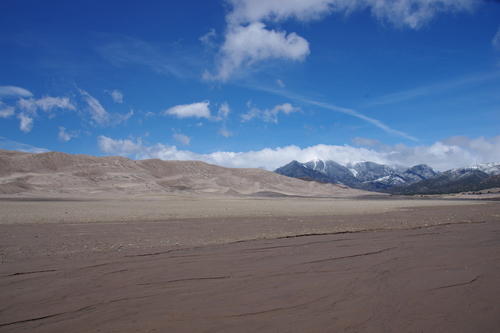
[1,0,500,171]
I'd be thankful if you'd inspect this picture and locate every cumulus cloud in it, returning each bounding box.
[98,135,145,156]
[107,90,124,103]
[207,0,477,81]
[0,103,15,118]
[36,96,75,112]
[97,134,500,172]
[206,22,310,81]
[162,101,212,119]
[58,127,79,142]
[242,102,301,123]
[0,86,33,98]
[17,113,34,133]
[16,96,76,116]
[12,95,76,132]
[173,133,191,146]
[162,101,230,122]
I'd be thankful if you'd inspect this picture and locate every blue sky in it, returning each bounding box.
[1,0,500,171]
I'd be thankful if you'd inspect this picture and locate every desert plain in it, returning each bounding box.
[1,149,500,332]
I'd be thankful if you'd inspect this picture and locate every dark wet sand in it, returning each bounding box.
[1,200,499,332]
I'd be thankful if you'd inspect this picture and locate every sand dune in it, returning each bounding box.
[0,149,375,198]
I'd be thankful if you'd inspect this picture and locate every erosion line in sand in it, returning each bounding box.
[302,246,399,265]
[139,276,231,285]
[425,275,484,291]
[7,269,58,277]
[0,305,97,328]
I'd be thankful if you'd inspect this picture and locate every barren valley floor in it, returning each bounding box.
[1,196,499,332]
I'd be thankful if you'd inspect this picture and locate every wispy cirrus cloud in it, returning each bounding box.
[251,84,418,141]
[362,70,500,107]
[78,89,110,125]
[0,137,49,153]
[241,102,301,123]
[0,86,33,98]
[78,88,133,126]
[94,33,201,80]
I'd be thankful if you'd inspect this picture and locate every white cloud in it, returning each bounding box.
[10,95,76,132]
[58,127,79,142]
[162,101,212,119]
[79,89,110,125]
[225,0,477,29]
[200,28,218,48]
[0,137,49,153]
[0,86,33,98]
[206,22,309,81]
[95,33,196,80]
[493,25,500,51]
[241,102,261,122]
[364,0,476,29]
[173,133,191,146]
[276,79,285,88]
[97,135,500,172]
[291,92,418,141]
[225,0,334,25]
[37,96,75,111]
[17,113,34,133]
[16,98,38,114]
[108,90,124,103]
[78,89,131,125]
[242,102,301,123]
[209,0,477,81]
[16,96,75,115]
[217,102,231,120]
[218,125,234,137]
[0,103,15,118]
[98,135,145,156]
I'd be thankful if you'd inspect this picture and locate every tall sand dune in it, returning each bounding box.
[0,149,377,198]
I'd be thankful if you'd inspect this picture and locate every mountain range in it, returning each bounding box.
[274,159,500,195]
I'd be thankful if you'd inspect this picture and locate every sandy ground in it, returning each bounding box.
[1,195,500,332]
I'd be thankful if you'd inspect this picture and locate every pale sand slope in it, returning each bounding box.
[0,149,374,198]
